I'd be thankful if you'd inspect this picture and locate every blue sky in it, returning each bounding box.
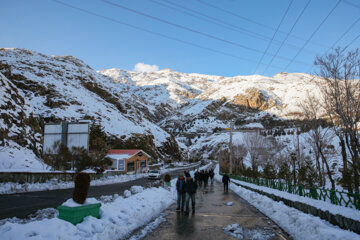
[0,0,359,77]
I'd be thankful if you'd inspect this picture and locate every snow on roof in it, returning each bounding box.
[241,123,264,129]
[107,154,132,160]
[107,149,151,158]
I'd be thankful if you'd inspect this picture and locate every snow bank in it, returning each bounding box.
[0,187,174,240]
[0,173,147,195]
[214,165,360,240]
[230,178,360,222]
[0,162,203,195]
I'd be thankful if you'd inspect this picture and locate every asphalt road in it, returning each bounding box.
[0,166,199,220]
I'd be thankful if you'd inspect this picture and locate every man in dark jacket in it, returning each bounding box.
[184,172,197,214]
[176,175,186,211]
[194,170,199,183]
[209,169,215,185]
[222,173,230,192]
[203,170,209,188]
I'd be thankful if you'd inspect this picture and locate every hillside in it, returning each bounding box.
[0,48,181,166]
[0,72,45,170]
[0,48,347,185]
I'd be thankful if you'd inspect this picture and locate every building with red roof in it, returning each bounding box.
[107,149,150,172]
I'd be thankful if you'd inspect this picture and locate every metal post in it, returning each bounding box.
[291,152,297,185]
[229,120,233,174]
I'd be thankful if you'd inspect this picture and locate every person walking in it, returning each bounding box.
[184,172,197,215]
[198,170,203,188]
[194,170,199,184]
[209,169,215,185]
[222,173,230,192]
[203,170,209,188]
[176,175,186,211]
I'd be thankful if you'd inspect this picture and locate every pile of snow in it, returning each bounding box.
[214,165,360,240]
[62,198,100,207]
[128,213,167,240]
[0,187,174,239]
[123,190,132,198]
[223,223,275,240]
[223,223,244,239]
[130,185,144,194]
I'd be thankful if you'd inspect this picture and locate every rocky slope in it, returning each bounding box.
[0,72,45,170]
[0,48,181,165]
[0,47,341,172]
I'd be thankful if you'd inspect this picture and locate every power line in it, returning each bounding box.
[283,0,341,71]
[327,15,360,52]
[152,0,316,55]
[50,0,285,69]
[262,0,312,75]
[150,0,269,41]
[341,0,360,9]
[197,0,328,49]
[345,33,360,48]
[102,0,311,66]
[253,0,294,74]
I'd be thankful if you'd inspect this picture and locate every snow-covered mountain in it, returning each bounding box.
[0,47,332,171]
[100,68,324,119]
[0,48,181,164]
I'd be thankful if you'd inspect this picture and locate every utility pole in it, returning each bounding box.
[229,119,233,174]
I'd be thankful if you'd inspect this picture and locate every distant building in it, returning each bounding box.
[107,149,150,172]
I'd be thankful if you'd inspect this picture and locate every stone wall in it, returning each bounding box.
[231,181,360,234]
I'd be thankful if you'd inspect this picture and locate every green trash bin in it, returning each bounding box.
[58,203,101,225]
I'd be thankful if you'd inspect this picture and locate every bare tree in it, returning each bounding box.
[300,92,337,189]
[244,131,266,173]
[315,47,360,191]
[232,144,247,174]
[217,148,230,173]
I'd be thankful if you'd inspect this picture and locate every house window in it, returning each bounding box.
[127,161,134,171]
[118,160,125,171]
[141,160,146,168]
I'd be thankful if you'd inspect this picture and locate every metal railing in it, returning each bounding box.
[227,174,360,210]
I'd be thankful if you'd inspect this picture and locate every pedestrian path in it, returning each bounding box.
[141,181,290,240]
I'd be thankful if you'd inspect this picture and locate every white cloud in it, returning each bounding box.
[133,62,159,72]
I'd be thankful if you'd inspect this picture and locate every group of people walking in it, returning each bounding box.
[194,169,215,187]
[175,168,221,215]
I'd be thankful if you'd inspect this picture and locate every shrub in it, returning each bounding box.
[73,172,91,204]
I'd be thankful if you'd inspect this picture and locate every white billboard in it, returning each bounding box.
[67,123,89,150]
[43,122,89,154]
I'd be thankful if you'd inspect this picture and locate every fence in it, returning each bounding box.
[228,174,360,210]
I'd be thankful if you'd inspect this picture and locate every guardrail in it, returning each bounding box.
[227,174,360,210]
